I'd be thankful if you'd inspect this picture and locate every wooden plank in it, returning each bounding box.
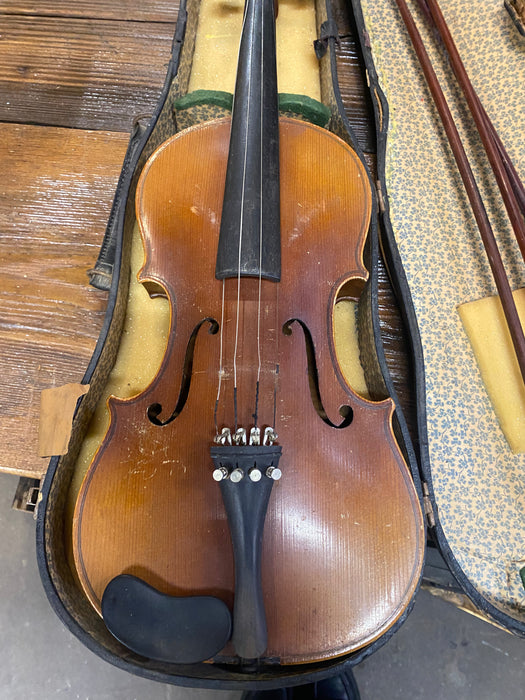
[0,123,129,477]
[0,15,175,132]
[0,0,179,22]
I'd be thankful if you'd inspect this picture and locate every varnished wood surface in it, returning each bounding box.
[0,0,405,480]
[72,117,424,662]
[0,0,178,21]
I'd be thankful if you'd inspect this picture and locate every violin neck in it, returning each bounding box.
[215,0,281,282]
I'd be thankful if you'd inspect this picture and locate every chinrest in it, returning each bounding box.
[101,574,232,663]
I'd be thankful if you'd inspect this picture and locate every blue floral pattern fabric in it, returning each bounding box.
[359,0,525,621]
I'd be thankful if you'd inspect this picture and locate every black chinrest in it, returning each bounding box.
[101,574,232,664]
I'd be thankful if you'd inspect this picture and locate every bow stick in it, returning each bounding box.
[416,0,525,254]
[393,0,525,386]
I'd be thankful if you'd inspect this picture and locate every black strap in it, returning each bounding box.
[88,119,147,290]
[314,19,340,59]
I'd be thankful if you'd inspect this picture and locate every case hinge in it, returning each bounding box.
[422,481,436,527]
[376,180,386,214]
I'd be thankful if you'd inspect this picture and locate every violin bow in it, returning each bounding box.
[416,0,525,251]
[393,0,525,386]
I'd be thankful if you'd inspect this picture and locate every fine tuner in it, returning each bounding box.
[214,425,278,446]
[212,464,282,483]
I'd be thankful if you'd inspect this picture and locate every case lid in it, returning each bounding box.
[354,0,525,633]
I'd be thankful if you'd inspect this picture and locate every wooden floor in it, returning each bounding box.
[0,0,389,480]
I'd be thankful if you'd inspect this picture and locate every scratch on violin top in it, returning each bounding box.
[190,204,218,225]
[128,466,158,481]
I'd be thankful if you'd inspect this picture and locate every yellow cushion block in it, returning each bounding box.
[458,289,525,454]
[188,0,321,100]
[68,226,170,498]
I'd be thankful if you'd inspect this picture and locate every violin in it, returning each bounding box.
[72,0,424,665]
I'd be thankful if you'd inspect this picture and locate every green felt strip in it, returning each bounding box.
[174,90,330,128]
[174,89,233,112]
[278,93,331,127]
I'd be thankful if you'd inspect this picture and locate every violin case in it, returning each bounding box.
[28,0,524,690]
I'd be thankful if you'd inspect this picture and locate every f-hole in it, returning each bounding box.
[283,319,353,429]
[147,317,219,426]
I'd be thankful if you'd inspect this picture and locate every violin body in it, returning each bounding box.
[73,116,424,663]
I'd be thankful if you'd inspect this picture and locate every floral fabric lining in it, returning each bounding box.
[359,0,525,621]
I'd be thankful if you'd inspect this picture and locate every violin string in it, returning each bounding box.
[254,0,265,430]
[232,0,253,425]
[214,279,226,434]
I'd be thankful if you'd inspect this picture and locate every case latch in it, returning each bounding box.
[12,477,41,518]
